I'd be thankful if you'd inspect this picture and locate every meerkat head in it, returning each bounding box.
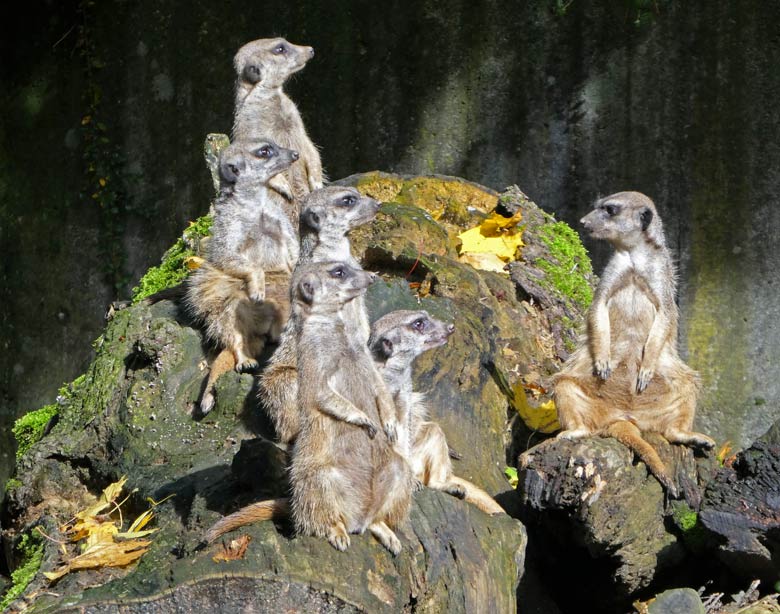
[219,139,299,189]
[234,38,315,90]
[369,310,455,368]
[292,261,376,315]
[580,191,665,250]
[299,187,381,238]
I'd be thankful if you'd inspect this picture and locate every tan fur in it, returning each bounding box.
[551,191,714,492]
[369,310,505,516]
[232,38,323,225]
[184,140,299,414]
[259,187,381,444]
[289,262,412,554]
[204,498,289,544]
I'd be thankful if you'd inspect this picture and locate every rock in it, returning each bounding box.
[699,440,780,585]
[647,588,705,614]
[515,435,716,611]
[2,171,593,611]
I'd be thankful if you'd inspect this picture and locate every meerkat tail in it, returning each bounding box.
[603,421,678,497]
[144,283,186,305]
[199,348,237,415]
[448,476,505,516]
[204,498,290,544]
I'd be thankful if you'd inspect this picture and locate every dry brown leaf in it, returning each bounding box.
[213,535,252,562]
[44,539,151,581]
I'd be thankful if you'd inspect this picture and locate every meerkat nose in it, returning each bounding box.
[308,47,315,58]
[291,150,300,161]
[447,324,455,334]
[368,272,379,283]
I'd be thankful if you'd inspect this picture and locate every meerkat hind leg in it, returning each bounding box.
[369,521,402,556]
[199,348,236,415]
[604,420,678,496]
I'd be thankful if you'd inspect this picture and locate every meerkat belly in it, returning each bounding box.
[608,284,656,368]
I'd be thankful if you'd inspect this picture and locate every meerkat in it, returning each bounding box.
[184,139,300,414]
[369,310,505,516]
[541,191,715,494]
[258,186,381,444]
[205,261,411,554]
[232,38,323,225]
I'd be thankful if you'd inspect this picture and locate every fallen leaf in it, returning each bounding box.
[512,382,560,433]
[44,539,151,581]
[185,256,205,270]
[504,467,518,489]
[213,535,252,562]
[456,210,524,270]
[458,252,509,274]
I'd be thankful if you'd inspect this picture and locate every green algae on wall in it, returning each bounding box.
[0,533,44,610]
[131,215,212,303]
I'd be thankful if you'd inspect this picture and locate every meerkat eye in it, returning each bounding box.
[330,266,346,278]
[340,195,357,206]
[257,145,275,158]
[411,318,426,332]
[604,204,619,216]
[273,44,287,55]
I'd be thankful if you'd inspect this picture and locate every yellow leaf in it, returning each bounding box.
[457,211,524,264]
[126,509,154,533]
[480,209,523,234]
[512,382,560,433]
[185,256,205,270]
[74,477,127,522]
[81,115,92,125]
[44,539,151,582]
[457,252,509,274]
[99,177,107,187]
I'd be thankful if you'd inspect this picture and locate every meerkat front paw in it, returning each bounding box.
[327,524,350,552]
[382,418,399,445]
[636,368,654,393]
[360,421,378,439]
[248,287,265,303]
[593,358,612,380]
[235,356,259,372]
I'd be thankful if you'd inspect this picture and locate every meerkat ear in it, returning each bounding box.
[243,63,262,84]
[380,337,394,358]
[297,273,320,305]
[640,207,654,232]
[300,209,321,232]
[219,156,245,184]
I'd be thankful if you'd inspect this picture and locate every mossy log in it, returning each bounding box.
[0,160,599,611]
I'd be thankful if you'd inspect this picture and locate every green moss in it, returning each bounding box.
[131,215,212,303]
[670,501,708,551]
[4,478,22,493]
[0,533,44,610]
[536,221,593,311]
[12,404,58,460]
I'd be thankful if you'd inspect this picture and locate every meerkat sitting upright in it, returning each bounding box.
[232,38,323,225]
[258,186,381,444]
[549,191,714,493]
[204,262,412,553]
[290,261,411,554]
[184,139,300,414]
[369,310,505,516]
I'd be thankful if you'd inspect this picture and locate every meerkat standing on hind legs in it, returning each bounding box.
[532,191,715,495]
[204,262,412,554]
[232,38,324,225]
[369,310,505,516]
[183,139,300,415]
[259,186,381,444]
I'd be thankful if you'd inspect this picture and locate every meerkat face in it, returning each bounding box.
[300,187,381,235]
[369,310,455,365]
[293,261,375,313]
[580,191,657,248]
[234,38,315,89]
[219,139,299,187]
